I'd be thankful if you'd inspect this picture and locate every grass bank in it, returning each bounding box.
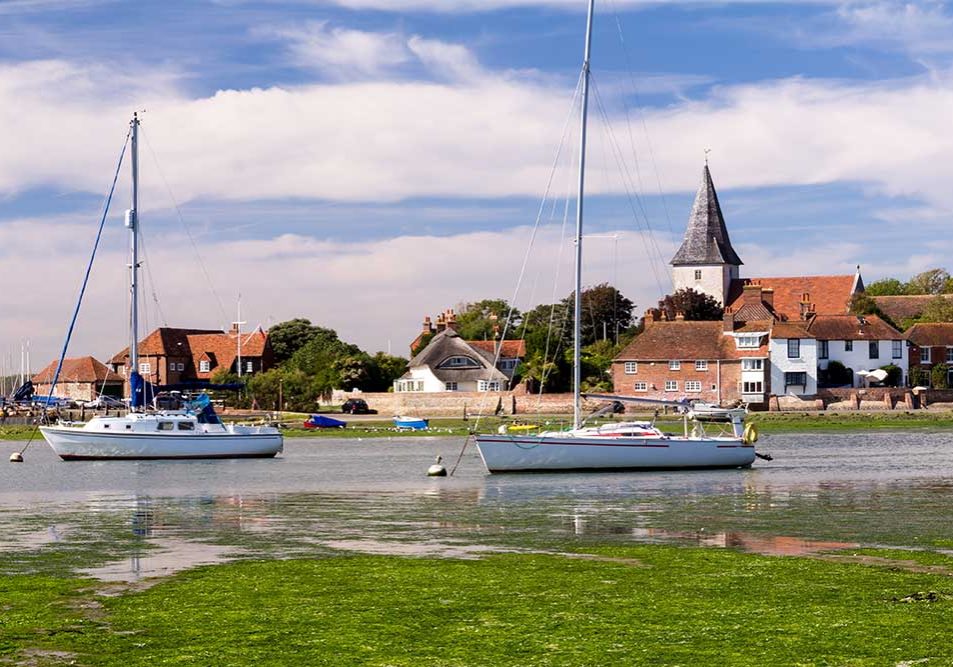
[4,546,953,665]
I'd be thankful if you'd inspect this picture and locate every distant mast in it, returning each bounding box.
[573,0,595,429]
[127,113,141,408]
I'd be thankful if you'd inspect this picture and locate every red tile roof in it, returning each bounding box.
[110,327,272,378]
[109,327,222,364]
[33,356,123,385]
[770,315,901,341]
[467,340,527,358]
[905,322,953,347]
[727,275,858,320]
[616,321,765,361]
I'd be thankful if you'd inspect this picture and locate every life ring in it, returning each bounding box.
[742,423,759,444]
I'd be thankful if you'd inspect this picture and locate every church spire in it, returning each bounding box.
[671,164,743,267]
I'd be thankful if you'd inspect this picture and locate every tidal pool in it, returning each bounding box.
[2,429,953,580]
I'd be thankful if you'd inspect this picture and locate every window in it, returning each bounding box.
[445,382,458,391]
[179,362,186,371]
[477,380,501,392]
[892,340,903,359]
[787,339,800,359]
[742,358,763,371]
[177,421,195,431]
[736,335,760,349]
[845,340,853,352]
[634,382,648,392]
[947,347,953,363]
[138,362,151,374]
[694,269,702,281]
[199,360,210,373]
[157,422,175,431]
[685,381,702,392]
[742,381,764,394]
[669,360,681,371]
[624,362,638,375]
[246,361,254,372]
[784,371,807,388]
[922,347,932,363]
[499,359,517,370]
[695,360,708,371]
[818,340,829,359]
[868,341,879,360]
[664,380,678,392]
[439,356,479,368]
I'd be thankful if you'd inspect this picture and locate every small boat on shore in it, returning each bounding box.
[303,415,347,429]
[394,416,429,430]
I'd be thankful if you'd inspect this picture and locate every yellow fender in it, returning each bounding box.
[742,422,759,444]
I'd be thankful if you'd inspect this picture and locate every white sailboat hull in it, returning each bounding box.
[475,434,755,472]
[40,424,283,460]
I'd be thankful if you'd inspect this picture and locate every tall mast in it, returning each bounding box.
[129,113,141,399]
[573,0,595,429]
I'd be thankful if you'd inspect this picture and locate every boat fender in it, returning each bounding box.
[742,423,759,445]
[427,455,447,477]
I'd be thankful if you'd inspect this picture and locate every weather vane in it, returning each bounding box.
[704,148,711,165]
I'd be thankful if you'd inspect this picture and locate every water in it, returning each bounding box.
[3,430,953,581]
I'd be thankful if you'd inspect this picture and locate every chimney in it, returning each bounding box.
[762,288,774,310]
[445,308,458,332]
[435,314,446,333]
[422,316,433,335]
[723,307,734,333]
[675,310,685,322]
[799,293,813,320]
[230,322,239,334]
[742,283,763,307]
[643,309,656,328]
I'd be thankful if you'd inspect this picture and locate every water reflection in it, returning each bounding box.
[3,431,953,580]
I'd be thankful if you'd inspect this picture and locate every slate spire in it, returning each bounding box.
[670,165,743,267]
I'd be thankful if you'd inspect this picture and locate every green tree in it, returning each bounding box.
[932,363,950,389]
[657,288,723,321]
[918,295,953,323]
[455,299,520,341]
[907,268,951,295]
[366,353,408,392]
[268,319,334,363]
[879,364,902,387]
[864,278,908,296]
[559,283,635,347]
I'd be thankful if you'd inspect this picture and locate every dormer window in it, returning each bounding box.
[199,360,210,373]
[736,335,760,349]
[437,356,480,369]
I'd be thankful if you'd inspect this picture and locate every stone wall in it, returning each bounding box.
[330,389,609,416]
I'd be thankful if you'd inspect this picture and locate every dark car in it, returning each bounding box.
[341,398,377,414]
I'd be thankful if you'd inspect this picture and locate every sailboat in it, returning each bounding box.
[474,1,756,473]
[40,114,283,460]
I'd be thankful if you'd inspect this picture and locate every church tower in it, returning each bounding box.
[670,164,742,307]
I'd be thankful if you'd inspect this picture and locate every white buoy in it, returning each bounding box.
[427,455,447,477]
[9,452,23,463]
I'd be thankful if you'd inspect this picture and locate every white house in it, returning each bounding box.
[769,314,905,396]
[394,328,510,393]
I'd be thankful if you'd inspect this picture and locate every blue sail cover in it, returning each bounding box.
[129,371,155,408]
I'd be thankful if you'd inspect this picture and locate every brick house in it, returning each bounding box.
[32,356,124,402]
[109,325,274,395]
[612,311,769,406]
[905,323,953,386]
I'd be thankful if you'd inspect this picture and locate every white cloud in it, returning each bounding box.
[263,21,413,78]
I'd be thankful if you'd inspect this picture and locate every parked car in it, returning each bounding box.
[341,398,377,414]
[82,395,127,409]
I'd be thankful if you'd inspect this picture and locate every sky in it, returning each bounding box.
[2,0,953,371]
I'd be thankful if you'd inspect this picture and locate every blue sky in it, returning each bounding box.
[2,0,953,366]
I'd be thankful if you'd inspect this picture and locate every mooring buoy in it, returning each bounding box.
[427,455,447,477]
[9,452,23,463]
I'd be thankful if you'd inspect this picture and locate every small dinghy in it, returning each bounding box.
[394,416,429,430]
[303,415,347,429]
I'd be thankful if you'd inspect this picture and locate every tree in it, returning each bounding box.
[657,288,722,321]
[455,299,521,341]
[559,283,635,347]
[907,268,951,295]
[268,319,334,363]
[365,353,408,392]
[864,278,908,296]
[932,363,950,390]
[848,293,900,329]
[879,364,902,388]
[919,295,953,323]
